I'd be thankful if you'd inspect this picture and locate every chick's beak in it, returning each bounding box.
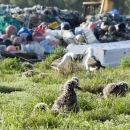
[76,85,82,90]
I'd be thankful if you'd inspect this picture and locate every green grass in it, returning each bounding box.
[1,50,130,130]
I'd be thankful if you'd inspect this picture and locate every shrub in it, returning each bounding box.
[120,56,130,68]
[0,58,22,73]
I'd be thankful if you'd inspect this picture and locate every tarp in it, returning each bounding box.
[0,15,21,34]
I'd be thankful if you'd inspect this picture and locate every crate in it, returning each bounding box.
[48,21,60,29]
[82,28,100,44]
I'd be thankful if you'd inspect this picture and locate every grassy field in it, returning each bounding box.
[1,48,130,130]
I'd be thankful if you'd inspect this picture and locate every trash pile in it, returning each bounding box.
[0,4,130,63]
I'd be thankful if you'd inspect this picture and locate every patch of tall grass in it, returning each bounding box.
[1,51,130,129]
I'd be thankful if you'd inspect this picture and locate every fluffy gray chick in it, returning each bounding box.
[51,79,82,114]
[103,81,129,99]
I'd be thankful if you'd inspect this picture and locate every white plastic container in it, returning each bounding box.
[66,40,130,68]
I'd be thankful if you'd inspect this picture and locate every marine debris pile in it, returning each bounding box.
[0,4,130,63]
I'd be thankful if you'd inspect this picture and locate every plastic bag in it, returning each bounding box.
[109,9,120,18]
[21,41,45,59]
[61,22,71,30]
[17,27,32,38]
[75,27,83,35]
[40,39,57,54]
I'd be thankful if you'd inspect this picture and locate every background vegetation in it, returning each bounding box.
[1,47,130,129]
[0,0,130,15]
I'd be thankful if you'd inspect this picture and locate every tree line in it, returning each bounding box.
[0,0,130,15]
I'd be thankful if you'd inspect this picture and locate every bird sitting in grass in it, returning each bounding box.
[83,47,105,73]
[57,52,83,71]
[103,81,129,99]
[22,70,34,77]
[33,78,82,115]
